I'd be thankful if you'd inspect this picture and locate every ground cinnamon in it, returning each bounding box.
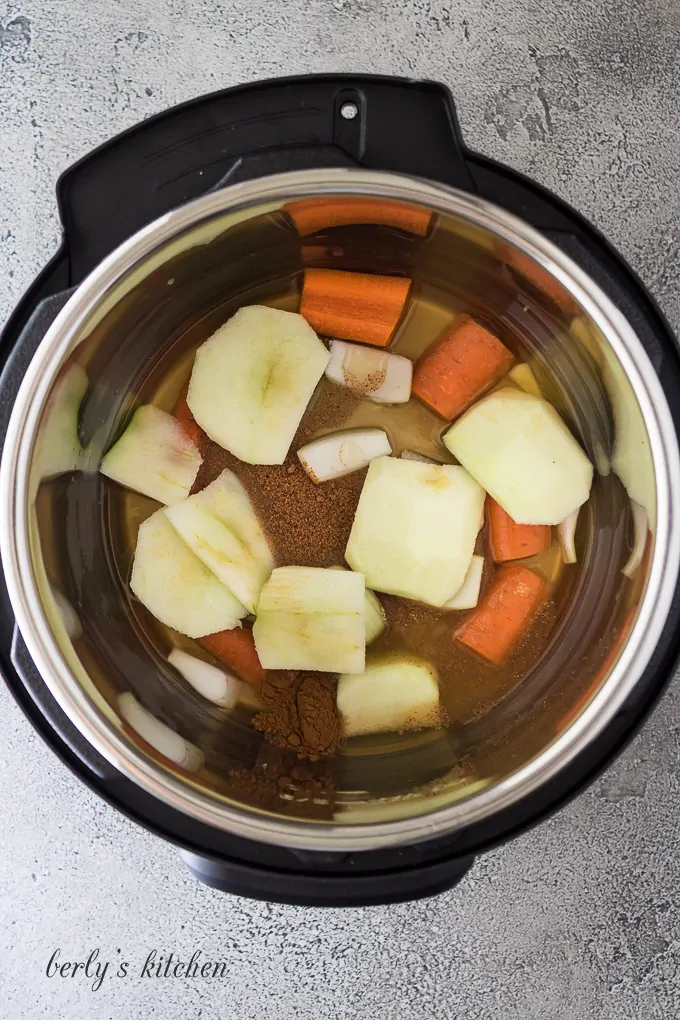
[253,670,341,759]
[193,380,365,566]
[227,744,336,820]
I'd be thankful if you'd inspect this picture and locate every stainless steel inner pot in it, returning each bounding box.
[2,168,679,851]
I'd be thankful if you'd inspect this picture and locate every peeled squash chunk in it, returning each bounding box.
[253,566,365,673]
[345,457,485,607]
[337,655,442,737]
[164,470,273,612]
[100,405,201,505]
[187,305,329,465]
[443,389,593,526]
[130,509,246,638]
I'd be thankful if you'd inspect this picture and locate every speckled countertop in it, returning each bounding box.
[1,2,680,1018]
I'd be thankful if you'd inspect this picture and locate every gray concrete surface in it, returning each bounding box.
[1,1,680,1017]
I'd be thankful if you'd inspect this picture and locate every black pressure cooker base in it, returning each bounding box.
[3,74,680,907]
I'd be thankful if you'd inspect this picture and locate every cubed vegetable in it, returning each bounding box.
[100,404,202,505]
[443,388,593,525]
[164,470,274,612]
[118,692,204,771]
[325,341,413,403]
[300,269,411,347]
[35,364,89,481]
[456,564,548,664]
[284,196,433,236]
[329,566,387,644]
[487,497,551,562]
[168,648,241,708]
[297,428,392,483]
[187,305,329,465]
[253,566,365,673]
[413,315,514,420]
[130,509,246,638]
[508,363,541,396]
[444,555,484,610]
[200,626,267,684]
[337,655,442,737]
[345,457,485,606]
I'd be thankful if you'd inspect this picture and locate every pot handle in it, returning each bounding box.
[56,74,476,284]
[179,848,475,907]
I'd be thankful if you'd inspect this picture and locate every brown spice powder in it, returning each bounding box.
[253,670,341,759]
[226,744,336,820]
[193,381,365,566]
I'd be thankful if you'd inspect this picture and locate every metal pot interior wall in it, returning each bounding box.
[5,173,671,848]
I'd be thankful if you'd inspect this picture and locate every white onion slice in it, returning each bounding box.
[400,449,437,464]
[51,588,82,640]
[444,555,484,610]
[117,692,204,772]
[593,440,611,477]
[168,648,241,709]
[298,428,392,483]
[364,589,387,644]
[326,341,412,404]
[622,501,648,579]
[558,509,579,564]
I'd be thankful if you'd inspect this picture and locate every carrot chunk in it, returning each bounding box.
[487,498,551,563]
[456,564,548,665]
[285,196,432,237]
[173,385,204,452]
[200,626,267,684]
[412,315,514,420]
[300,269,412,347]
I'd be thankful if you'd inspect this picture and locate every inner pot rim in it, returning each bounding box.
[2,167,679,852]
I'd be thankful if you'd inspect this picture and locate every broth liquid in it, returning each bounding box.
[112,278,570,733]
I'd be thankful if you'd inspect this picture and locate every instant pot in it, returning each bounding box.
[2,74,680,906]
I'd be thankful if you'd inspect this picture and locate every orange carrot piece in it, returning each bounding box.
[285,196,432,237]
[456,564,548,665]
[487,498,551,563]
[200,627,267,685]
[412,315,514,420]
[173,386,204,451]
[300,269,412,347]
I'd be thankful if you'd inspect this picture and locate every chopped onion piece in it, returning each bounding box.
[444,555,484,610]
[118,692,204,771]
[364,588,387,644]
[298,429,392,483]
[400,450,437,464]
[326,340,412,404]
[622,501,648,579]
[593,440,611,477]
[52,588,82,640]
[168,648,241,709]
[558,509,579,564]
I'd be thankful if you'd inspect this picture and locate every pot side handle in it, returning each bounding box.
[179,847,476,907]
[56,73,477,284]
